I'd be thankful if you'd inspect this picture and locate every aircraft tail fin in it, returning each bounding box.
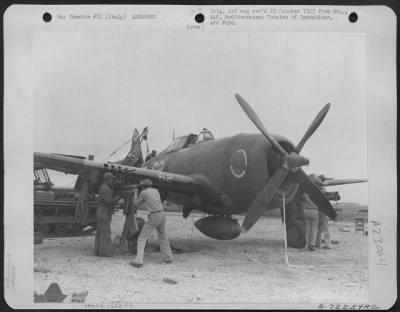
[118,128,144,167]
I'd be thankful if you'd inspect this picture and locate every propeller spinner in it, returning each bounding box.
[235,93,336,233]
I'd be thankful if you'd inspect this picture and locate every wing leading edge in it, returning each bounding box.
[34,152,204,194]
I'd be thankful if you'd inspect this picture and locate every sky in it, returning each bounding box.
[34,30,368,204]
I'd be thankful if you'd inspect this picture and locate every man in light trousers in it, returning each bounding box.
[301,192,319,251]
[316,210,331,249]
[130,179,173,268]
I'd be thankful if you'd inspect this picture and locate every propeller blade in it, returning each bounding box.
[295,103,331,153]
[294,169,337,220]
[235,93,287,156]
[242,167,289,232]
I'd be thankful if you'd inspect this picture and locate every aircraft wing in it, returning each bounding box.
[34,152,95,174]
[320,179,368,187]
[34,152,204,194]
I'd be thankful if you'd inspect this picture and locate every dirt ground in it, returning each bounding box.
[34,210,368,304]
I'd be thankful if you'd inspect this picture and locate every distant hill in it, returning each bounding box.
[332,202,368,222]
[333,202,368,212]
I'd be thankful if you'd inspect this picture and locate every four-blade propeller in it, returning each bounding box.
[235,93,337,233]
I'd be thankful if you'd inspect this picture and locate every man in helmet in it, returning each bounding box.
[94,172,120,257]
[130,179,173,267]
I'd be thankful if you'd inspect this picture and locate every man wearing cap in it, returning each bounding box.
[94,172,120,257]
[130,178,173,267]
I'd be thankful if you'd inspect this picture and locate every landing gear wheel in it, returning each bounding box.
[37,224,50,236]
[287,222,306,249]
[71,223,83,235]
[54,223,68,236]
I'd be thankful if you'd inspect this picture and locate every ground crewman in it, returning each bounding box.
[316,210,331,249]
[130,179,173,268]
[94,172,120,257]
[145,150,157,162]
[301,192,319,251]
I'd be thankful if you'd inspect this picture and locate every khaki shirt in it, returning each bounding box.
[301,193,318,210]
[135,188,163,213]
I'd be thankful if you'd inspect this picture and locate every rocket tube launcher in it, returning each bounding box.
[119,193,140,248]
[117,184,140,215]
[118,184,140,198]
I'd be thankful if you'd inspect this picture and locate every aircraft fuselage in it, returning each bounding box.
[143,133,299,216]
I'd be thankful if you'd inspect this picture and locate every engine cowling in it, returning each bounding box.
[194,216,241,240]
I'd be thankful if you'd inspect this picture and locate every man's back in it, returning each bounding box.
[302,193,318,210]
[98,183,113,208]
[138,188,163,213]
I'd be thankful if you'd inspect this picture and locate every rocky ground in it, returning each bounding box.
[34,211,368,305]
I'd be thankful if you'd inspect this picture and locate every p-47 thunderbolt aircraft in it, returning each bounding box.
[34,94,366,248]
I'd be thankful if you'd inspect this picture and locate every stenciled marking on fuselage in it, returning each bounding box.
[229,149,247,179]
[150,159,174,183]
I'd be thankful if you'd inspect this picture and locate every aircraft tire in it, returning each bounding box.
[286,221,306,249]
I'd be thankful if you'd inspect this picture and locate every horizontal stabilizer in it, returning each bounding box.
[321,179,368,187]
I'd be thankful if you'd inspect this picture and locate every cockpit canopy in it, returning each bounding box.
[198,128,215,142]
[161,128,215,154]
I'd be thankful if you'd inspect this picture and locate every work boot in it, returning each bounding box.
[163,260,173,264]
[308,245,315,251]
[323,246,331,250]
[130,261,143,268]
